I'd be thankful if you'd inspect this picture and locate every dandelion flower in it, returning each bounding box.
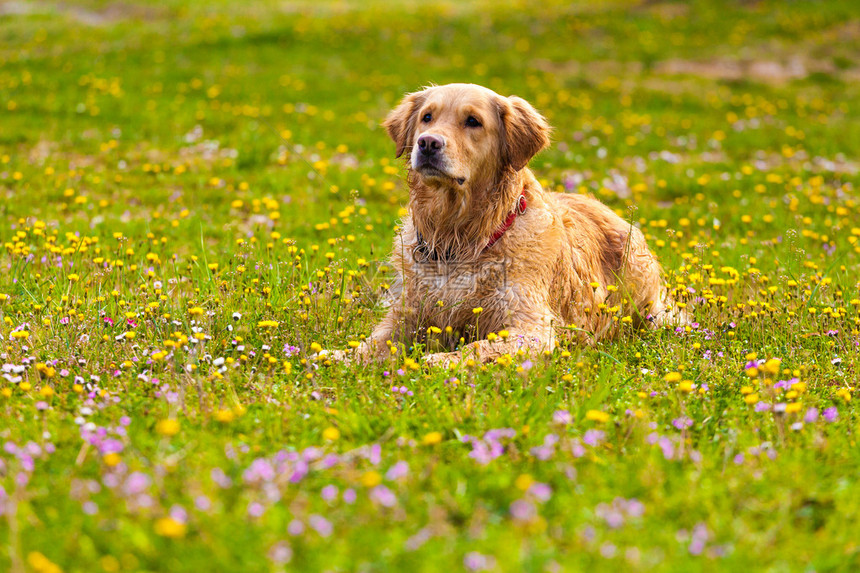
[156,419,180,437]
[586,410,610,423]
[361,471,382,488]
[214,409,235,423]
[154,517,187,538]
[515,474,534,491]
[322,427,340,441]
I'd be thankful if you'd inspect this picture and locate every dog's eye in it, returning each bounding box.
[422,113,432,123]
[465,116,482,128]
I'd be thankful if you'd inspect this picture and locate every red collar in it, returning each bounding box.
[485,192,527,250]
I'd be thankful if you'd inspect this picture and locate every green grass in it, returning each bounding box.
[2,0,860,571]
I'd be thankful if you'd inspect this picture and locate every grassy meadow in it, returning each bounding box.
[2,0,860,570]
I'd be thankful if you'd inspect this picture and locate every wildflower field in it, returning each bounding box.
[2,0,860,570]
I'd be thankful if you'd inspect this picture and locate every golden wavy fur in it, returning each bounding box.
[339,83,678,366]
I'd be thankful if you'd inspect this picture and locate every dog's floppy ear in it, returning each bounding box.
[498,96,551,171]
[384,90,427,158]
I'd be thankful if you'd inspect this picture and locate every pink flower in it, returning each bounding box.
[552,410,572,425]
[268,542,292,565]
[320,485,339,502]
[385,461,409,481]
[308,515,332,537]
[370,485,397,507]
[510,499,536,521]
[247,501,265,518]
[287,519,304,536]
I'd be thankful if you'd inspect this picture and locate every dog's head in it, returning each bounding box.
[384,84,551,191]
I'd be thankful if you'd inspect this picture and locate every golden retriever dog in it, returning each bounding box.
[337,83,676,366]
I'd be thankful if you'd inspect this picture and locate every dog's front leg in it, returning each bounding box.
[424,322,556,368]
[324,306,403,364]
[351,306,407,363]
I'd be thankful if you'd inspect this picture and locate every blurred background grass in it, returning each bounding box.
[2,0,858,246]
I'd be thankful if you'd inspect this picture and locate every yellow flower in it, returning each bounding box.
[257,320,279,328]
[188,307,204,316]
[679,380,693,393]
[785,403,802,414]
[156,418,180,437]
[103,452,121,467]
[472,307,483,315]
[515,474,534,491]
[11,330,29,339]
[422,431,442,445]
[744,393,759,405]
[214,409,235,423]
[586,410,610,423]
[322,427,340,441]
[361,470,382,488]
[664,372,682,383]
[154,517,187,538]
[28,551,62,573]
[68,274,80,282]
[761,358,781,376]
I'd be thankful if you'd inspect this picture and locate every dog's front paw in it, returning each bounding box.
[321,343,389,366]
[320,349,352,364]
[423,351,461,369]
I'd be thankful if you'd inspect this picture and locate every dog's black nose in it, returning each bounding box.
[417,133,445,156]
